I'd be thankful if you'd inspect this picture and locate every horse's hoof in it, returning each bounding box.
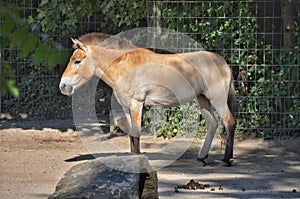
[131,151,141,155]
[196,158,207,167]
[218,159,233,167]
[196,154,208,167]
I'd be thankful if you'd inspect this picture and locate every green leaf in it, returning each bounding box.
[0,35,9,48]
[58,50,69,65]
[47,51,59,68]
[58,2,66,13]
[1,20,15,35]
[40,0,49,7]
[11,28,28,47]
[6,80,19,97]
[102,1,114,13]
[34,43,48,64]
[21,36,39,58]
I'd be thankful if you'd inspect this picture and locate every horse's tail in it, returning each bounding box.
[227,75,235,116]
[220,73,236,138]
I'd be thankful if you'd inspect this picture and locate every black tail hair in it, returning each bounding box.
[227,76,235,116]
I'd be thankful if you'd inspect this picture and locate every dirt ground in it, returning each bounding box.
[0,119,300,199]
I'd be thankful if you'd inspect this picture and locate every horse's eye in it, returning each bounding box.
[74,60,81,65]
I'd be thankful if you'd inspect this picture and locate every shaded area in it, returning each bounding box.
[157,138,300,198]
[64,134,300,198]
[0,118,110,133]
[1,125,300,198]
[65,154,95,162]
[0,119,76,132]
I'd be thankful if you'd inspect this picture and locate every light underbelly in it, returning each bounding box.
[143,86,199,107]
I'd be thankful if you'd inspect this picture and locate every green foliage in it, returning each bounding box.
[32,0,146,35]
[0,6,68,97]
[239,42,300,136]
[1,0,147,119]
[144,103,206,139]
[156,106,183,138]
[162,1,257,60]
[148,0,299,138]
[1,1,298,138]
[149,1,259,138]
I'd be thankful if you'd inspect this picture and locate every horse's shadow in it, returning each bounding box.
[64,149,223,168]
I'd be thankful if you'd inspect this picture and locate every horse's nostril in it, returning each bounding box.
[60,83,66,91]
[59,78,73,95]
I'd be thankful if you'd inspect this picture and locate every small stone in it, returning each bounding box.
[219,186,223,190]
[19,113,28,119]
[182,185,188,189]
[211,188,215,191]
[242,188,246,191]
[204,184,210,188]
[198,184,205,189]
[292,189,297,193]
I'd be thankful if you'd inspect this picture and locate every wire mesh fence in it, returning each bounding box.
[146,0,300,137]
[0,0,112,120]
[1,0,299,137]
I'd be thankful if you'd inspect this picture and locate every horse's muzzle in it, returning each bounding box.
[59,78,74,96]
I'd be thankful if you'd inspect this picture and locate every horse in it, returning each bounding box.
[59,32,236,166]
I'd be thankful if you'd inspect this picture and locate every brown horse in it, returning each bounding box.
[59,33,236,166]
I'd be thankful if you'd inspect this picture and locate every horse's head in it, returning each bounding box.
[59,39,95,96]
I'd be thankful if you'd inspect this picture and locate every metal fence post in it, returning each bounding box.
[147,1,164,135]
[0,51,2,115]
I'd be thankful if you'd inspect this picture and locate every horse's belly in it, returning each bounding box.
[143,85,198,107]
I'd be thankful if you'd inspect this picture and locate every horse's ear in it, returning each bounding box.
[71,38,88,53]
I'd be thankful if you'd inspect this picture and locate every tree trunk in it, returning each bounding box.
[281,0,298,47]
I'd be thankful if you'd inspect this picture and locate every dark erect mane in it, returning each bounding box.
[77,32,111,46]
[75,32,136,49]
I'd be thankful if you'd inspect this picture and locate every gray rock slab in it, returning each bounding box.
[49,154,158,199]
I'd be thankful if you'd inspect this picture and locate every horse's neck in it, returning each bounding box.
[92,47,132,88]
[94,67,114,88]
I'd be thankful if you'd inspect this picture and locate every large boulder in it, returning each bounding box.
[49,154,158,199]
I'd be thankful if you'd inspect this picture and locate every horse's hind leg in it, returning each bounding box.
[210,99,236,166]
[196,95,218,166]
[222,107,236,164]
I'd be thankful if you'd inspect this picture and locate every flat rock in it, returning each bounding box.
[49,154,158,199]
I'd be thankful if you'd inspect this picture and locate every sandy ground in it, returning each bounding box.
[0,120,300,199]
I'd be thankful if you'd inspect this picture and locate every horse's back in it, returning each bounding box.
[179,51,231,75]
[176,51,232,100]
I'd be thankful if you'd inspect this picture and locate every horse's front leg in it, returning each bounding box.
[129,135,140,153]
[128,99,144,154]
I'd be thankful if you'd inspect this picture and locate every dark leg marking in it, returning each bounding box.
[130,135,141,153]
